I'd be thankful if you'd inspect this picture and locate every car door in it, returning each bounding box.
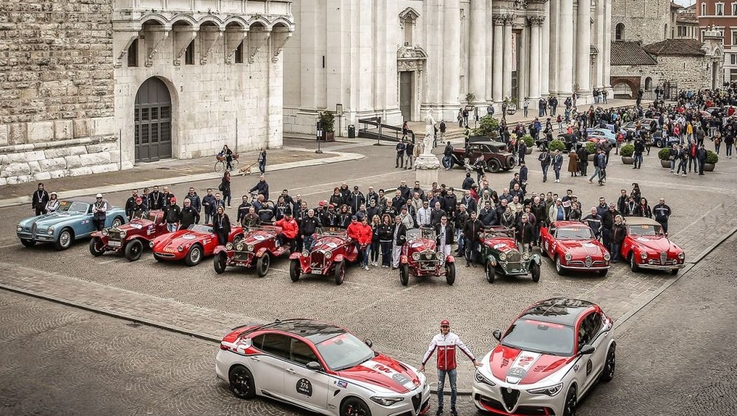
[249,333,289,398]
[78,204,96,237]
[541,225,555,257]
[577,312,606,395]
[281,338,331,413]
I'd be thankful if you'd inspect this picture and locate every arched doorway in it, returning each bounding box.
[135,77,172,162]
[612,82,633,99]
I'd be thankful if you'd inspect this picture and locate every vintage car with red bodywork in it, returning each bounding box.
[540,221,611,276]
[151,224,243,266]
[88,210,169,261]
[621,217,684,275]
[213,225,288,277]
[399,227,456,286]
[289,229,359,285]
[479,226,541,284]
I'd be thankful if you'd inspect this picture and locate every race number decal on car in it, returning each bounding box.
[296,378,312,397]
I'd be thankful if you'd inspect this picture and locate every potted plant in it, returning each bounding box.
[473,115,501,139]
[704,150,718,171]
[465,93,476,111]
[585,141,596,161]
[549,139,566,152]
[658,148,672,168]
[521,134,534,154]
[620,144,635,164]
[318,110,335,142]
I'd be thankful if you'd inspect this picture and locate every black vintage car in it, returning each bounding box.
[556,134,587,153]
[450,136,516,173]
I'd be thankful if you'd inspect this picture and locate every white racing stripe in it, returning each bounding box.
[360,359,417,391]
[505,351,542,384]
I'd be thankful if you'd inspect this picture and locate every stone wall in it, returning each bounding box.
[611,0,672,43]
[610,55,712,96]
[0,0,118,185]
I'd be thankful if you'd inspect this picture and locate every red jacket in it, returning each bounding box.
[422,332,475,371]
[347,223,372,245]
[275,218,298,239]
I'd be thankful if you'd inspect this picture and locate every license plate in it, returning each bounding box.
[109,241,121,247]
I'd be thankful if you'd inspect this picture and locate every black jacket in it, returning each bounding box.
[392,223,407,246]
[180,206,200,229]
[435,223,454,245]
[164,204,182,224]
[463,219,483,242]
[32,190,49,210]
[250,181,270,200]
[300,216,320,236]
[213,213,231,236]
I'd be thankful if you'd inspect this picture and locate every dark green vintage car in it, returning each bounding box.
[479,227,541,284]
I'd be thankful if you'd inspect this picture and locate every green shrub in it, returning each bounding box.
[658,148,671,161]
[521,134,534,147]
[619,144,635,157]
[473,115,500,138]
[549,139,566,152]
[706,150,719,164]
[585,141,596,153]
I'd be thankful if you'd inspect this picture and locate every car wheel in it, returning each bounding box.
[555,256,565,276]
[340,397,372,416]
[334,260,346,285]
[20,239,36,247]
[54,228,73,251]
[488,159,501,173]
[670,268,679,275]
[629,252,640,272]
[256,253,270,277]
[399,264,409,286]
[530,262,541,282]
[563,385,577,416]
[228,365,256,400]
[89,237,105,257]
[655,139,662,148]
[111,216,124,228]
[289,259,301,282]
[599,268,609,276]
[124,239,144,262]
[486,261,495,284]
[445,262,456,285]
[214,252,227,274]
[185,244,203,267]
[601,343,616,382]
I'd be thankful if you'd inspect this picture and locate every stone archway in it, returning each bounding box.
[134,77,172,162]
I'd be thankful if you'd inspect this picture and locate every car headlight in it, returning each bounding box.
[16,225,22,232]
[226,242,233,250]
[499,252,507,261]
[474,369,496,387]
[640,251,648,260]
[325,251,332,259]
[369,396,404,406]
[149,242,155,248]
[178,245,184,252]
[412,252,420,261]
[522,253,530,261]
[102,228,109,236]
[528,382,563,397]
[236,242,245,251]
[603,252,611,261]
[302,250,309,257]
[247,244,255,252]
[47,227,54,235]
[677,252,685,260]
[119,230,127,238]
[565,253,572,261]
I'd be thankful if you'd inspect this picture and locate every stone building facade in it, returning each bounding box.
[611,0,674,43]
[283,0,613,135]
[0,0,294,185]
[697,0,737,83]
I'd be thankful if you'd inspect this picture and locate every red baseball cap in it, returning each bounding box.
[170,196,176,203]
[440,319,450,326]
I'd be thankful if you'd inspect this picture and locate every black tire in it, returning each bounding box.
[670,268,679,275]
[110,216,124,228]
[655,139,662,148]
[601,343,616,382]
[488,159,502,173]
[334,260,346,285]
[445,263,456,285]
[399,264,409,286]
[20,239,36,247]
[340,397,372,416]
[214,252,227,274]
[256,253,270,277]
[531,262,541,282]
[54,228,73,251]
[563,385,578,416]
[555,256,565,276]
[599,268,609,276]
[290,259,301,282]
[228,365,256,400]
[89,237,105,257]
[124,239,144,261]
[185,244,203,267]
[629,252,640,272]
[486,261,495,284]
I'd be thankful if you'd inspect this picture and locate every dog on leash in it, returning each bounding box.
[239,165,252,176]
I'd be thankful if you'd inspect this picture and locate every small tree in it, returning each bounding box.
[473,115,500,138]
[585,141,596,154]
[619,144,635,157]
[706,150,719,164]
[549,139,566,152]
[465,92,476,104]
[658,148,671,161]
[521,134,534,148]
[318,110,335,132]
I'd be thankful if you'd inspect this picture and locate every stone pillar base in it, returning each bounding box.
[414,154,440,189]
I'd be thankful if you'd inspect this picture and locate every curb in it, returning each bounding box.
[0,149,364,209]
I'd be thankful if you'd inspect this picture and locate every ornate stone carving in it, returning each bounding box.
[503,14,517,25]
[492,15,506,26]
[513,0,529,9]
[527,16,546,27]
[399,7,420,21]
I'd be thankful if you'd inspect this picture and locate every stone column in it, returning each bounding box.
[603,0,612,90]
[492,15,504,103]
[576,0,591,98]
[502,15,514,101]
[541,0,551,97]
[558,0,573,96]
[548,0,559,95]
[443,0,461,112]
[423,0,443,108]
[468,0,486,105]
[595,0,605,88]
[528,16,543,100]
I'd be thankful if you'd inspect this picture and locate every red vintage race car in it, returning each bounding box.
[213,225,289,277]
[89,210,169,261]
[621,217,685,275]
[540,221,611,276]
[151,224,243,266]
[289,229,359,285]
[399,227,456,286]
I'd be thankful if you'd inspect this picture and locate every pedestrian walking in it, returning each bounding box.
[219,171,232,208]
[538,149,551,182]
[552,150,563,183]
[258,148,267,174]
[395,140,406,168]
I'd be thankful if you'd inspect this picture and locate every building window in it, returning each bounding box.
[701,3,706,16]
[127,39,138,67]
[615,23,625,41]
[185,40,195,65]
[234,41,244,64]
[645,77,653,91]
[716,3,724,16]
[731,53,737,65]
[733,3,737,15]
[701,29,706,42]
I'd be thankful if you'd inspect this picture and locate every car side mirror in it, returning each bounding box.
[364,339,373,348]
[579,345,596,356]
[305,361,323,372]
[492,330,502,341]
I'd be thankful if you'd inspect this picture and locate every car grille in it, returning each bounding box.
[235,252,252,261]
[311,251,326,268]
[411,393,421,413]
[506,250,522,263]
[109,230,121,241]
[476,395,551,416]
[585,255,593,268]
[501,387,520,412]
[660,251,667,265]
[32,223,38,235]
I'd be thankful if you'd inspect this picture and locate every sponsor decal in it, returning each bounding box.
[130,223,143,230]
[505,351,542,384]
[164,248,176,253]
[583,243,595,248]
[296,378,313,397]
[147,226,154,235]
[326,242,338,249]
[337,380,348,389]
[253,235,266,241]
[182,235,196,240]
[360,360,416,391]
[573,364,580,372]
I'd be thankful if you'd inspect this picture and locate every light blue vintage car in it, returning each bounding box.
[16,198,128,250]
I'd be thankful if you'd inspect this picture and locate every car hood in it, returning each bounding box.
[121,218,155,231]
[488,345,575,385]
[337,355,422,394]
[157,230,208,247]
[244,229,277,245]
[557,240,604,255]
[313,236,347,252]
[408,238,436,251]
[20,212,84,228]
[484,237,518,252]
[629,235,680,252]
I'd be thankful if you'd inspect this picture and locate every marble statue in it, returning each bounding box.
[423,109,436,156]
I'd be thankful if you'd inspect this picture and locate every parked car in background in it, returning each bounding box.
[289,229,359,285]
[479,226,541,284]
[213,225,288,277]
[450,136,516,173]
[621,217,685,275]
[540,221,611,276]
[151,224,244,266]
[89,210,168,261]
[398,227,456,286]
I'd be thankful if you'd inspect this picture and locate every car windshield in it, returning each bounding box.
[187,224,213,233]
[502,319,575,356]
[315,333,375,371]
[57,201,89,214]
[628,224,661,236]
[556,227,594,240]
